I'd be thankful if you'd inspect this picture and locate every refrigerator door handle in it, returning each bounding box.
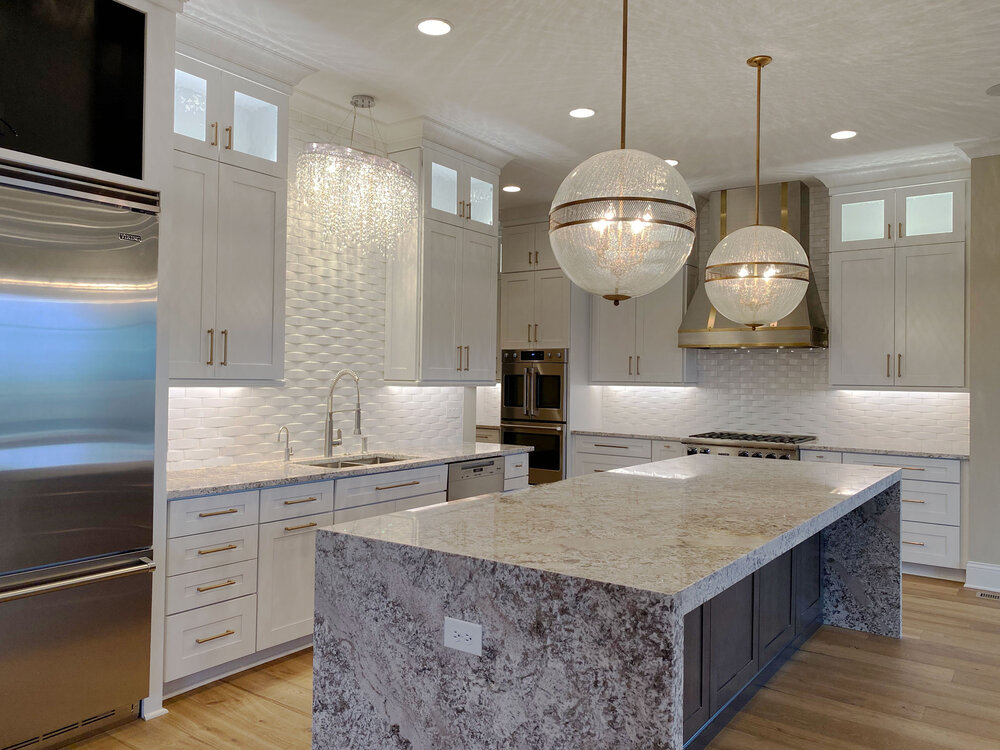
[0,557,156,604]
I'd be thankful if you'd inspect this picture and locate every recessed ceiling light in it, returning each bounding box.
[569,108,596,119]
[502,185,521,193]
[988,83,1000,96]
[665,159,679,166]
[830,130,857,140]
[417,18,451,36]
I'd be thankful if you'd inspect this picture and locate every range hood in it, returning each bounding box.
[678,181,828,349]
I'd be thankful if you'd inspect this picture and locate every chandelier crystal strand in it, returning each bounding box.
[704,56,810,329]
[548,0,695,304]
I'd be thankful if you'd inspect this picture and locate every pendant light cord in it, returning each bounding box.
[620,0,627,149]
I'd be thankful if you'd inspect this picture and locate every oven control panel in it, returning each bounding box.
[502,349,567,362]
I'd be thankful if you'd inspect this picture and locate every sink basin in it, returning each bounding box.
[299,454,413,470]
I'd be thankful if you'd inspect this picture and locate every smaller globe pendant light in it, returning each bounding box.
[704,56,810,329]
[548,0,696,305]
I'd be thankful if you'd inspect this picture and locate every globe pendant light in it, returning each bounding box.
[295,95,418,258]
[704,56,810,329]
[548,0,696,305]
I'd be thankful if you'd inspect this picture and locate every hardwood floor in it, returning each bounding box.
[71,575,1000,749]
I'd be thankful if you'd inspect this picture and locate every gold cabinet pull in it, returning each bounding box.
[196,629,235,644]
[284,521,318,532]
[464,345,470,371]
[899,221,903,238]
[210,121,218,146]
[528,250,533,266]
[197,543,237,556]
[593,469,607,472]
[207,328,215,365]
[198,508,238,518]
[628,355,633,375]
[533,323,538,342]
[513,462,523,469]
[636,355,640,376]
[224,125,233,150]
[872,464,925,471]
[221,329,229,366]
[534,251,539,264]
[902,540,926,546]
[458,199,465,217]
[902,498,926,504]
[594,443,629,449]
[457,345,462,371]
[465,201,471,219]
[283,496,318,506]
[898,353,902,378]
[527,324,532,342]
[376,479,420,491]
[886,353,891,378]
[887,222,891,239]
[196,579,236,593]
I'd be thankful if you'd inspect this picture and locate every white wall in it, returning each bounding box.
[167,109,465,469]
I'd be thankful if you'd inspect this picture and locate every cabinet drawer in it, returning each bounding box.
[396,491,447,512]
[505,453,529,479]
[475,428,500,443]
[165,559,257,616]
[800,450,842,464]
[336,464,448,509]
[901,480,960,526]
[901,521,960,567]
[842,452,960,483]
[168,490,260,538]
[334,499,396,524]
[503,475,529,492]
[651,440,685,461]
[574,452,648,476]
[574,435,652,459]
[260,481,335,523]
[167,525,258,577]
[164,595,257,682]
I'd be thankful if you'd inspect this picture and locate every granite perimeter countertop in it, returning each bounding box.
[167,443,531,500]
[570,429,968,460]
[327,454,899,613]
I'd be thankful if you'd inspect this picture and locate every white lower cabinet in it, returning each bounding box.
[166,559,257,616]
[900,521,961,568]
[575,453,648,475]
[572,434,689,476]
[164,594,257,682]
[256,511,334,651]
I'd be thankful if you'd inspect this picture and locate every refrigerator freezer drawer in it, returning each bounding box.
[0,556,154,749]
[164,594,257,682]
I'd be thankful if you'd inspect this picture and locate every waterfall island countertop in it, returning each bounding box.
[312,455,903,749]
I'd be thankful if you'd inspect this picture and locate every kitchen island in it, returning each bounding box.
[312,455,901,749]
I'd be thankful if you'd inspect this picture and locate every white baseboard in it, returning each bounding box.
[902,562,966,582]
[965,561,1000,593]
[141,707,169,721]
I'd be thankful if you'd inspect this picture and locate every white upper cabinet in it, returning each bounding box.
[500,222,559,273]
[499,269,571,350]
[173,53,288,178]
[831,181,965,252]
[422,146,498,235]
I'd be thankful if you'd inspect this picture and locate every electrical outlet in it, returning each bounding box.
[443,616,482,656]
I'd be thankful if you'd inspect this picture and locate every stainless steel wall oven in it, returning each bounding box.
[500,349,567,484]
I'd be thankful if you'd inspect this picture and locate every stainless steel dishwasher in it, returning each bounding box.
[447,457,506,500]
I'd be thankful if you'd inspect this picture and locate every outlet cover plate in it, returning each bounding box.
[443,616,482,656]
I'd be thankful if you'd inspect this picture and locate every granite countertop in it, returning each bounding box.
[326,454,899,613]
[167,443,531,500]
[570,429,968,460]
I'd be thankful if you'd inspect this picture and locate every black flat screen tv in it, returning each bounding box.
[0,0,145,179]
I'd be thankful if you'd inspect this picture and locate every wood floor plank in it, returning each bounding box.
[65,733,133,749]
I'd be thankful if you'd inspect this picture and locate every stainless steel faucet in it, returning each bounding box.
[277,425,293,461]
[324,368,363,457]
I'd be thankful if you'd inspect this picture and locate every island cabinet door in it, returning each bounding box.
[756,551,795,669]
[708,575,758,716]
[683,605,711,742]
[793,533,823,633]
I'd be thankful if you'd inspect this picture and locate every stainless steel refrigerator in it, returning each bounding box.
[0,161,158,749]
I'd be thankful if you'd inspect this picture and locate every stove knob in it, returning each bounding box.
[687,447,698,455]
[778,454,790,460]
[738,451,750,457]
[752,452,763,458]
[699,448,711,454]
[765,453,777,459]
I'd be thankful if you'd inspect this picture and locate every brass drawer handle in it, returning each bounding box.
[593,444,629,449]
[197,543,237,556]
[513,463,523,469]
[198,508,238,518]
[533,324,538,342]
[376,479,420,491]
[220,328,229,366]
[207,328,215,365]
[534,251,539,264]
[902,498,926,504]
[196,579,236,593]
[528,250,532,265]
[457,345,462,371]
[283,496,318,506]
[196,629,235,644]
[224,125,233,150]
[593,469,607,472]
[886,353,891,378]
[872,464,925,471]
[284,521,318,532]
[464,345,470,371]
[902,540,926,546]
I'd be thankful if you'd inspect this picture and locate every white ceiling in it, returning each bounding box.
[184,0,1000,210]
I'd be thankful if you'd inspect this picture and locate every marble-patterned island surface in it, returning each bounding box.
[313,455,902,749]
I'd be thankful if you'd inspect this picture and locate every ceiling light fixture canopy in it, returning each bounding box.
[569,107,596,118]
[704,55,810,329]
[295,94,418,258]
[549,0,696,304]
[417,18,451,36]
[830,130,857,140]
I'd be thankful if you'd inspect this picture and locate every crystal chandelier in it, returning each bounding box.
[295,95,417,258]
[548,0,696,305]
[705,56,810,328]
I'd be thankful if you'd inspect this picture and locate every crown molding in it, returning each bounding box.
[816,148,970,190]
[957,137,1000,160]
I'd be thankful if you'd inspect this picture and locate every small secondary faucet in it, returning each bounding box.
[277,425,293,461]
[324,368,363,457]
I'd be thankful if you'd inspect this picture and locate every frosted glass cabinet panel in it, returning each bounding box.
[830,189,893,252]
[232,92,278,163]
[469,173,495,229]
[420,146,499,235]
[896,182,965,246]
[430,161,459,218]
[174,69,208,142]
[841,199,887,242]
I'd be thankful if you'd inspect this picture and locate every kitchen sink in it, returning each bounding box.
[298,454,413,470]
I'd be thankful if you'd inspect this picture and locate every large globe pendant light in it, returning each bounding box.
[705,56,810,328]
[548,0,696,305]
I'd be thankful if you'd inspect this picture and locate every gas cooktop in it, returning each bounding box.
[685,431,817,445]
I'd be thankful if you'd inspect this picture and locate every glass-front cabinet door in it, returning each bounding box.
[423,148,465,228]
[830,189,894,252]
[173,54,221,160]
[895,181,965,247]
[466,164,498,234]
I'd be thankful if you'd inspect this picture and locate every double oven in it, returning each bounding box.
[500,349,568,484]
